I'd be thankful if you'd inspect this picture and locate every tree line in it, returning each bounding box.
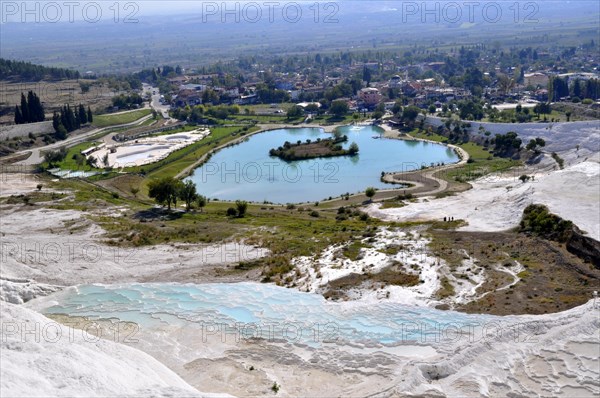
[549,77,600,101]
[52,104,93,139]
[0,58,80,81]
[147,177,249,218]
[14,91,45,124]
[112,93,144,109]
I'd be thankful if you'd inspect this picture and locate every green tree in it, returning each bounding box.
[130,186,140,198]
[526,137,546,152]
[20,93,29,123]
[179,180,198,211]
[362,67,372,85]
[54,124,68,140]
[304,103,320,114]
[348,142,359,155]
[27,91,44,122]
[148,177,182,210]
[392,100,403,116]
[286,105,303,119]
[87,107,93,123]
[235,200,248,218]
[196,195,207,213]
[43,149,66,166]
[78,104,87,124]
[86,156,98,169]
[365,187,377,202]
[402,105,420,125]
[14,105,23,124]
[52,111,60,131]
[330,100,349,117]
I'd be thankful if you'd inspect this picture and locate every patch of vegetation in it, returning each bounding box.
[269,136,358,161]
[271,382,280,393]
[324,267,420,300]
[435,276,455,299]
[519,204,573,243]
[379,201,406,209]
[260,256,295,283]
[430,219,468,230]
[430,229,599,315]
[551,152,565,169]
[342,240,371,261]
[92,109,152,128]
[407,129,521,184]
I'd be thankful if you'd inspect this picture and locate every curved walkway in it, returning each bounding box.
[379,129,470,197]
[175,122,471,202]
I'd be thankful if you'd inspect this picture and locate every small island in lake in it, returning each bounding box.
[269,135,359,161]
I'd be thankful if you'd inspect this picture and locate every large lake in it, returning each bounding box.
[187,125,459,203]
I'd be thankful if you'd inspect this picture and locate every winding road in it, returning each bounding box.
[7,84,171,166]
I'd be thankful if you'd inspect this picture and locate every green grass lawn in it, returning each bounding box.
[406,129,521,183]
[140,126,258,180]
[310,114,358,125]
[47,176,395,281]
[228,114,290,123]
[92,109,152,128]
[43,141,99,170]
[407,129,446,142]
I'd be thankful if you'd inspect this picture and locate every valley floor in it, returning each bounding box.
[1,122,598,397]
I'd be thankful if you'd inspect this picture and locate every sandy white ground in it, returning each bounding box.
[0,174,47,196]
[89,129,209,168]
[367,155,600,241]
[1,119,598,397]
[18,278,600,398]
[395,300,600,398]
[0,207,267,285]
[286,227,526,309]
[0,299,230,398]
[291,228,443,305]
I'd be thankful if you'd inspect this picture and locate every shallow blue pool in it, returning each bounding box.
[40,282,503,346]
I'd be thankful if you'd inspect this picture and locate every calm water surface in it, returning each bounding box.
[187,125,458,203]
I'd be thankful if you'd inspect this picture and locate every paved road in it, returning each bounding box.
[6,85,172,165]
[142,83,172,120]
[14,114,153,165]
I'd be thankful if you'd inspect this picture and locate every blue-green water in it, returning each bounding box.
[40,282,500,346]
[186,126,458,203]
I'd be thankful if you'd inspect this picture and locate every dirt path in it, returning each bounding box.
[379,126,470,196]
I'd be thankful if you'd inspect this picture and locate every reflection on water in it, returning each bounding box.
[187,126,459,203]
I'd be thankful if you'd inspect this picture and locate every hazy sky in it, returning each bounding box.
[1,0,596,23]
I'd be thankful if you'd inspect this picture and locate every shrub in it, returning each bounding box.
[271,382,280,393]
[226,207,237,217]
[519,204,573,242]
[235,200,248,217]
